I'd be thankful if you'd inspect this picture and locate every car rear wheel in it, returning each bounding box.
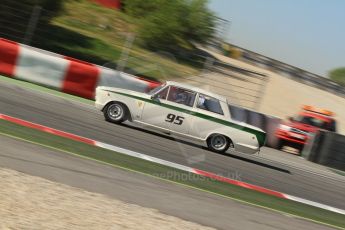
[207,134,231,153]
[104,102,128,124]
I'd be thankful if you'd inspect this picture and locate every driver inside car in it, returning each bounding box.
[175,91,188,104]
[197,95,206,109]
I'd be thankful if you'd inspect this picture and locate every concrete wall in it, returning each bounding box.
[205,49,345,134]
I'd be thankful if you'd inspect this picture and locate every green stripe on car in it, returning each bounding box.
[111,91,266,147]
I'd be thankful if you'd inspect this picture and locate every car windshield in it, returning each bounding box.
[294,115,335,131]
[148,83,165,95]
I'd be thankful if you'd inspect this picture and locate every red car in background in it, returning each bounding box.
[275,105,337,154]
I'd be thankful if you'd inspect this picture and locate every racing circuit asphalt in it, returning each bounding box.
[0,80,344,210]
[0,135,336,230]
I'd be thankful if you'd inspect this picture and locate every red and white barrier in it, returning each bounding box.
[15,45,69,89]
[0,38,160,99]
[0,39,19,77]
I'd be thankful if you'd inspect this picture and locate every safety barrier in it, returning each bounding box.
[229,105,281,147]
[224,43,345,98]
[0,38,160,99]
[302,131,345,171]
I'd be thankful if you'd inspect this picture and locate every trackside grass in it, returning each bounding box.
[0,119,344,229]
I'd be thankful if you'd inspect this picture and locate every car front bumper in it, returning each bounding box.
[276,130,307,145]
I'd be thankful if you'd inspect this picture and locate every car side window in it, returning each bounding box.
[155,86,169,100]
[167,86,196,107]
[197,94,224,115]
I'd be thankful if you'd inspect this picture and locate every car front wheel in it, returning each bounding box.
[207,134,231,153]
[104,102,128,124]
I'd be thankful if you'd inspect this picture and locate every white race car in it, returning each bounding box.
[95,81,266,154]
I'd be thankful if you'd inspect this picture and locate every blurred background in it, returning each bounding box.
[0,0,270,109]
[1,0,345,130]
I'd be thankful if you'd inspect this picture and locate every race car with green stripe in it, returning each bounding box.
[95,81,266,154]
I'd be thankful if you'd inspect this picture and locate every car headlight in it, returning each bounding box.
[279,124,291,131]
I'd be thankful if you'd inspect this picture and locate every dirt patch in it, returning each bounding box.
[0,168,215,230]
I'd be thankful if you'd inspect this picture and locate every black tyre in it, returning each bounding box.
[276,139,285,150]
[207,134,231,153]
[297,144,305,155]
[104,102,128,124]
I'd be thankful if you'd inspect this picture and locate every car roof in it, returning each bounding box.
[165,81,227,102]
[299,111,335,122]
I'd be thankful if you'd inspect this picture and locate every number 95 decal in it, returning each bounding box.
[165,113,184,125]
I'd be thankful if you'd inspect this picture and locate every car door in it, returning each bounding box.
[140,86,173,132]
[189,93,226,139]
[164,86,196,136]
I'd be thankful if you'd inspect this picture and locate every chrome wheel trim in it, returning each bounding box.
[107,104,123,121]
[211,135,227,151]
